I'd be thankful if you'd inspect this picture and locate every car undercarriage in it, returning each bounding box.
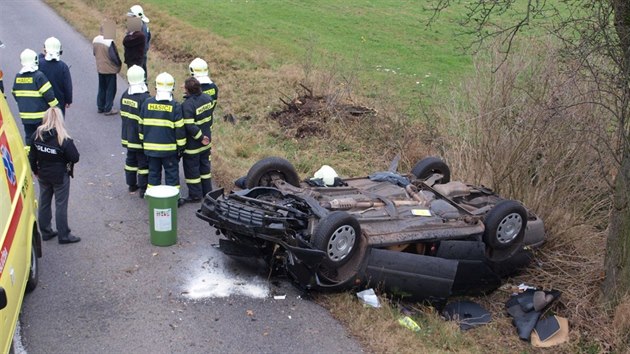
[197,156,545,301]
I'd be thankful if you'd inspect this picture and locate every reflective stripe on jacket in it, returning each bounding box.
[201,82,219,103]
[12,71,58,123]
[139,97,185,157]
[121,91,151,150]
[182,92,213,155]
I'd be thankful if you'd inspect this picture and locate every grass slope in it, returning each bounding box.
[146,0,473,99]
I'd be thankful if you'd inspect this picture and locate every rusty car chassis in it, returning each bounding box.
[196,157,545,301]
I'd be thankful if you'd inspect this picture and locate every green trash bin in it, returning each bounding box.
[145,185,179,246]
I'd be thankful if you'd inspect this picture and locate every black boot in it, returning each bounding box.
[59,234,81,244]
[42,231,58,241]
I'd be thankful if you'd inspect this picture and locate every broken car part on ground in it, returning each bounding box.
[196,156,545,301]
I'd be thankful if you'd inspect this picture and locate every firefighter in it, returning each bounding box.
[139,72,185,189]
[12,48,59,146]
[38,37,73,116]
[120,65,151,197]
[179,77,213,206]
[189,58,218,103]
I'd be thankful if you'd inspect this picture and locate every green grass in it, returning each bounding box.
[146,0,474,101]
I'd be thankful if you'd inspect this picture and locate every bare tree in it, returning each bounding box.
[431,0,630,304]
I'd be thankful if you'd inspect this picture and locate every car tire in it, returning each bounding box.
[312,211,361,268]
[483,200,527,250]
[245,157,301,189]
[411,157,451,183]
[25,235,39,293]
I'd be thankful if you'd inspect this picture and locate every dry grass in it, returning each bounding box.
[432,39,617,352]
[45,1,625,352]
[613,295,630,349]
[316,293,485,354]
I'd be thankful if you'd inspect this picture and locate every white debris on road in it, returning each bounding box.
[182,258,269,299]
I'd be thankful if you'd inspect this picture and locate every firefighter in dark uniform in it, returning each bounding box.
[139,72,185,188]
[120,65,151,197]
[189,58,218,104]
[12,49,59,146]
[187,58,217,203]
[178,77,212,206]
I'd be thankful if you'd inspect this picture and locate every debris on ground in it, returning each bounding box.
[505,288,564,345]
[442,300,491,330]
[269,85,376,139]
[530,315,569,347]
[398,316,422,332]
[356,288,381,308]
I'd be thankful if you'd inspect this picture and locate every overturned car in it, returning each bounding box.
[196,156,545,301]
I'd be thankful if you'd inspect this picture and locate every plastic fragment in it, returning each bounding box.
[356,288,381,308]
[398,316,421,332]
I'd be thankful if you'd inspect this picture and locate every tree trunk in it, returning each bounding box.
[602,0,630,304]
[603,150,630,303]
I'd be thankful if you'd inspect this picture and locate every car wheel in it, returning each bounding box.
[483,200,527,250]
[312,211,360,268]
[245,157,301,189]
[411,157,451,183]
[25,236,39,293]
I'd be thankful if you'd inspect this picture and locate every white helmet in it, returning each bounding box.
[155,72,174,92]
[313,165,339,186]
[20,48,39,68]
[129,5,150,23]
[189,58,209,77]
[127,65,145,85]
[44,37,62,61]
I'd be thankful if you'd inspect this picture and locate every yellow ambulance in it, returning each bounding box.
[0,93,41,351]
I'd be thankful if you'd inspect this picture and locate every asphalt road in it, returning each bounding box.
[0,1,363,352]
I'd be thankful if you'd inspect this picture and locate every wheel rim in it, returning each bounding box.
[496,212,523,244]
[326,225,356,262]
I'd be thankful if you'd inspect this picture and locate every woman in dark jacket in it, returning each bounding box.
[28,107,81,244]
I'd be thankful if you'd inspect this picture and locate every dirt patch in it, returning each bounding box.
[269,87,376,139]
